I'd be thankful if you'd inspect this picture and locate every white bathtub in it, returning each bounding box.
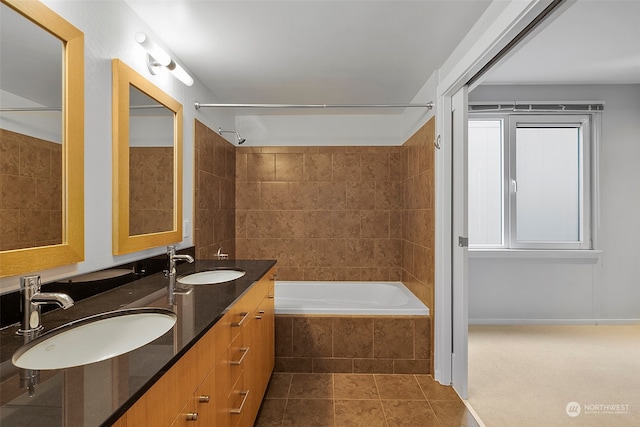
[274,281,429,316]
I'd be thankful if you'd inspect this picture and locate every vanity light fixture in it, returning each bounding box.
[135,32,194,87]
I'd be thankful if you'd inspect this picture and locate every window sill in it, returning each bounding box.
[468,249,602,263]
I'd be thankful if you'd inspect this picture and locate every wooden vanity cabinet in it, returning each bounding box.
[114,266,276,427]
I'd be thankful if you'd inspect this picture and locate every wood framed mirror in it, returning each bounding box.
[112,59,182,255]
[0,0,84,277]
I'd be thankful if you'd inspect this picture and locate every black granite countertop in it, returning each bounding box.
[0,259,276,427]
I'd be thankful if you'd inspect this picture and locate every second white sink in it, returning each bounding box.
[177,269,246,285]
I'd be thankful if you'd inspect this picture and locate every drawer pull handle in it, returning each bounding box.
[232,312,249,327]
[230,390,250,415]
[230,347,249,365]
[256,309,265,319]
[270,273,278,281]
[186,412,198,421]
[198,395,210,403]
[267,294,274,299]
[255,315,262,319]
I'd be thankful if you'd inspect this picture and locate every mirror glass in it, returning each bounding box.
[128,85,174,236]
[0,0,84,277]
[112,59,182,255]
[0,2,63,250]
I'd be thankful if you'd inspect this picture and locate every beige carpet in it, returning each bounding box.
[468,324,640,427]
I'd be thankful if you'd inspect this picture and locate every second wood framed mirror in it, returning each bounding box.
[112,59,182,255]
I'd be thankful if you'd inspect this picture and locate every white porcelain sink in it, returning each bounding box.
[177,269,246,285]
[12,308,176,370]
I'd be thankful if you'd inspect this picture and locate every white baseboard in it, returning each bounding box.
[469,318,640,325]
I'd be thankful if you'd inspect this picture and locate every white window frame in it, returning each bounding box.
[469,113,594,251]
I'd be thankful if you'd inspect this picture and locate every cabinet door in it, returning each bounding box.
[228,371,250,427]
[262,289,275,386]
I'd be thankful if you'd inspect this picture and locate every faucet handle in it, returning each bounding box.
[20,275,41,291]
[216,246,229,260]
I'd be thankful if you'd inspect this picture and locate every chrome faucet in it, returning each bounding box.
[215,246,229,260]
[17,275,74,337]
[166,245,194,304]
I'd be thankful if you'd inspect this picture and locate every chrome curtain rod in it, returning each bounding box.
[0,106,61,112]
[1,105,165,112]
[469,103,604,113]
[194,101,433,110]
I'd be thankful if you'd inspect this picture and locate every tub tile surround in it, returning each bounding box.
[274,315,431,374]
[235,145,406,282]
[254,373,479,427]
[194,120,236,260]
[195,119,436,372]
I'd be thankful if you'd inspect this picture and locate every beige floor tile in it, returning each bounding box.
[431,400,480,427]
[265,373,293,399]
[255,399,287,427]
[334,374,379,400]
[374,374,425,400]
[382,400,440,427]
[335,400,386,427]
[282,399,334,427]
[415,374,460,400]
[288,373,334,399]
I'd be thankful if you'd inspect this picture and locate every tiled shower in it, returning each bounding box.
[194,118,436,369]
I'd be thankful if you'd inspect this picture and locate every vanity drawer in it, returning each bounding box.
[228,328,249,386]
[228,372,250,427]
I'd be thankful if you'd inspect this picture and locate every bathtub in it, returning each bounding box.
[273,281,431,374]
[274,281,429,316]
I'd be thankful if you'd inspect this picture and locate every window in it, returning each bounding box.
[468,114,592,250]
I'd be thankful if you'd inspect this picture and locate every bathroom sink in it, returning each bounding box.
[12,307,176,370]
[177,269,246,285]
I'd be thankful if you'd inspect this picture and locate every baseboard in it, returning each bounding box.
[463,400,488,427]
[469,318,640,325]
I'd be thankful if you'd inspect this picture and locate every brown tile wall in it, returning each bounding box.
[195,119,435,372]
[0,128,62,250]
[401,118,436,371]
[193,120,236,259]
[235,146,404,281]
[129,146,174,235]
[274,315,431,374]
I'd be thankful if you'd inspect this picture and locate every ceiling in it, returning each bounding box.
[2,1,638,112]
[124,0,492,107]
[123,0,640,108]
[481,0,640,85]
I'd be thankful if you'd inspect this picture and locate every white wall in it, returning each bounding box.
[0,0,234,292]
[468,84,640,324]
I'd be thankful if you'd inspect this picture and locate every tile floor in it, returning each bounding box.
[254,373,480,427]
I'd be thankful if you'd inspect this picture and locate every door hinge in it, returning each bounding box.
[458,236,469,247]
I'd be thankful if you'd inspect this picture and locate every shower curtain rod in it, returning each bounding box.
[0,106,61,112]
[194,101,433,110]
[1,105,168,112]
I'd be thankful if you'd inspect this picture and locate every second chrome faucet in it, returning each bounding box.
[166,245,194,304]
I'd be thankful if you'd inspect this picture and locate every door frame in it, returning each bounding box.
[432,0,567,390]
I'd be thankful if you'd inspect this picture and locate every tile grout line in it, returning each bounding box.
[331,373,336,427]
[376,375,391,427]
[278,373,294,427]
